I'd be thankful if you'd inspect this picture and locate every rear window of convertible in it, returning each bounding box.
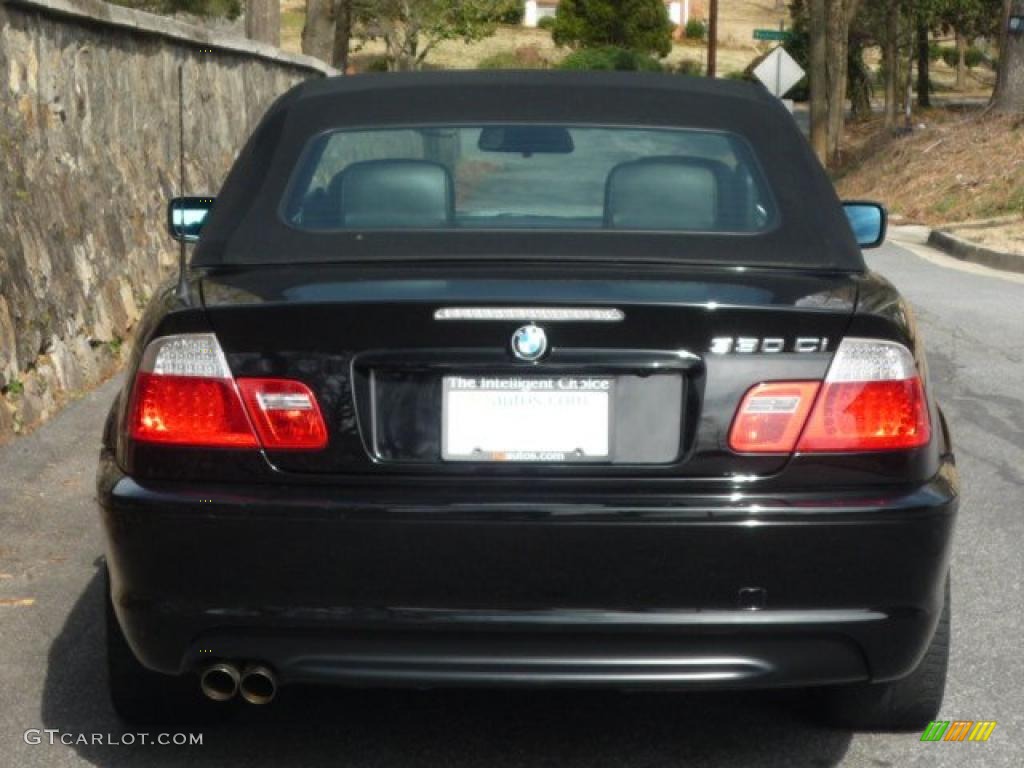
[280,125,777,234]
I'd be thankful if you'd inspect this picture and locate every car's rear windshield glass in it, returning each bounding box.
[280,125,777,234]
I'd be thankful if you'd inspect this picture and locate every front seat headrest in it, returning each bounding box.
[339,159,454,229]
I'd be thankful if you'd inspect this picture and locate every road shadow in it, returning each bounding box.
[42,566,853,767]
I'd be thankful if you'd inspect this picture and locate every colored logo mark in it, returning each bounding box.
[920,720,997,742]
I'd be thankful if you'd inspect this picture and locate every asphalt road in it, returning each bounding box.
[1,236,1021,767]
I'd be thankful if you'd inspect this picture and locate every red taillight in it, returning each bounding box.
[796,378,930,452]
[729,381,820,453]
[130,372,257,448]
[729,338,931,455]
[237,378,328,450]
[128,334,327,451]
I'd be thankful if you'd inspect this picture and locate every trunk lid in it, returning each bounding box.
[200,262,857,479]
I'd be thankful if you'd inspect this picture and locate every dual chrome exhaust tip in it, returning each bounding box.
[200,662,276,704]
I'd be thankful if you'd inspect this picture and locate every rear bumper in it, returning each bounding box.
[98,456,957,690]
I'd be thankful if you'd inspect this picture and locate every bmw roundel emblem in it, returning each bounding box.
[511,325,548,361]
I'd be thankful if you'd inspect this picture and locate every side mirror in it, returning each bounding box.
[168,196,215,243]
[843,201,887,249]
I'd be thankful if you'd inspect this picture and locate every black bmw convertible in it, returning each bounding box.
[98,71,957,729]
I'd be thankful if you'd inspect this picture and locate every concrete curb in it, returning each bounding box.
[926,229,1024,276]
[2,0,340,76]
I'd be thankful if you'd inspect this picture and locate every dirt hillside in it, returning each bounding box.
[835,111,1024,227]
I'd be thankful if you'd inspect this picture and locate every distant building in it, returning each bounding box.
[524,1,699,28]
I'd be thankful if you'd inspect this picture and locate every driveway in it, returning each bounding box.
[0,236,1021,767]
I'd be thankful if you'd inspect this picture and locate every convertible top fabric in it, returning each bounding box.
[193,71,864,271]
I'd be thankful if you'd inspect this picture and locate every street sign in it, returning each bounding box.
[753,46,805,99]
[753,29,789,42]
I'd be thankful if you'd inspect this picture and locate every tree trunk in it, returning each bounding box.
[849,39,872,120]
[916,14,930,108]
[993,0,1024,112]
[302,0,336,63]
[809,0,828,165]
[399,25,419,71]
[883,3,898,129]
[246,0,280,46]
[955,31,968,91]
[825,0,849,164]
[904,34,915,129]
[332,0,353,72]
[820,0,863,164]
[386,22,418,71]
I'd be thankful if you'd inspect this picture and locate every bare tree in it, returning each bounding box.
[954,30,968,90]
[333,0,355,72]
[301,0,356,70]
[993,0,1024,111]
[357,0,507,71]
[303,0,337,62]
[824,0,861,164]
[915,13,931,108]
[246,0,280,45]
[883,2,900,128]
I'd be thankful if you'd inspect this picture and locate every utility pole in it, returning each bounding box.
[707,0,719,78]
[809,0,827,164]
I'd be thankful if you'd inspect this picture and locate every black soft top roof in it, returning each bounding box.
[194,71,864,271]
[295,68,774,107]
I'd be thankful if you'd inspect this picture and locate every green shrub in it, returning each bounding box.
[495,0,524,24]
[537,15,556,31]
[676,59,704,77]
[552,0,673,57]
[514,44,548,68]
[477,47,547,70]
[939,46,987,70]
[365,56,390,73]
[684,18,706,41]
[966,46,986,69]
[558,46,664,72]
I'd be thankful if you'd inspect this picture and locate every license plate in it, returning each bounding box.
[442,376,613,462]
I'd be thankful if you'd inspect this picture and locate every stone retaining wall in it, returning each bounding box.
[0,0,335,439]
